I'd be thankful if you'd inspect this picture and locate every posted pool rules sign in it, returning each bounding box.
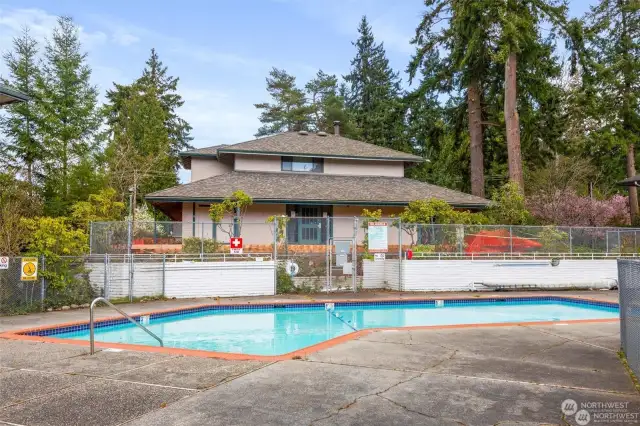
[230,237,243,254]
[21,257,38,281]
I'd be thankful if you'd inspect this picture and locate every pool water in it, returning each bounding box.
[51,299,618,356]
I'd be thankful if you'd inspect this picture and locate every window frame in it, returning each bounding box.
[281,156,324,173]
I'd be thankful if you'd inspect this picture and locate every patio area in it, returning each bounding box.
[0,291,637,425]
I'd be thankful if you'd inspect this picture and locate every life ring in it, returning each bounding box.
[285,261,299,276]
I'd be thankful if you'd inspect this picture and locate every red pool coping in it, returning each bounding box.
[0,295,620,361]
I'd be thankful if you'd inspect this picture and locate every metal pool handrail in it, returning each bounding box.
[89,297,163,355]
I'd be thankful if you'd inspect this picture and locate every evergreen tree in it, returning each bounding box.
[136,48,193,169]
[409,1,493,197]
[254,68,311,136]
[344,16,407,151]
[104,83,174,201]
[492,0,570,192]
[0,27,43,190]
[37,16,100,216]
[305,70,357,137]
[585,0,640,219]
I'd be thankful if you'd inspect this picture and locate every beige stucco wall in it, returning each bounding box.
[181,202,411,247]
[190,157,232,182]
[181,202,285,245]
[234,154,281,172]
[324,158,404,177]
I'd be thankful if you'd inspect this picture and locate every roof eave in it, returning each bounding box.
[146,196,488,209]
[217,148,423,163]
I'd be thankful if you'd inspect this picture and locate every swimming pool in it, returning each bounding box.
[23,297,618,357]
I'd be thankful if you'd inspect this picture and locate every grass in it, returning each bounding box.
[108,295,168,305]
[618,350,640,394]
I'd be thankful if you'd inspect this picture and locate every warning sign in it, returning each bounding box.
[21,257,38,281]
[230,237,243,254]
[0,256,8,270]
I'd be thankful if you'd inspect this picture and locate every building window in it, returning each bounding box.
[281,156,324,173]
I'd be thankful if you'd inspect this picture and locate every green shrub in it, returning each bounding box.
[276,266,295,294]
[182,237,219,253]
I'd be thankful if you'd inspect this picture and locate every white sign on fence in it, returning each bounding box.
[374,253,386,262]
[368,222,388,253]
[0,256,8,269]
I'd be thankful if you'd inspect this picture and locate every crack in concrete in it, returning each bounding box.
[425,349,459,371]
[377,394,468,425]
[524,326,618,353]
[519,339,571,361]
[308,373,422,425]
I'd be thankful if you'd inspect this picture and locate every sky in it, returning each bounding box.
[0,0,596,180]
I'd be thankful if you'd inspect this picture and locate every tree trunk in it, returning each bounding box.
[467,80,484,198]
[504,51,524,192]
[627,143,639,220]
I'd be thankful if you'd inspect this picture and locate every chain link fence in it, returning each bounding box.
[618,259,639,376]
[0,257,44,314]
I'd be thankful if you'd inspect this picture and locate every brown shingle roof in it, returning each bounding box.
[179,144,229,169]
[217,132,424,162]
[146,171,489,208]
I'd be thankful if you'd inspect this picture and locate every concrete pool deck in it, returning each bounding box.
[1,290,637,425]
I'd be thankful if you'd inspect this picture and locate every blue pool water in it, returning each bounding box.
[49,299,618,356]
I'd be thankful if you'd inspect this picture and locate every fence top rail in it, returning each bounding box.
[409,252,640,260]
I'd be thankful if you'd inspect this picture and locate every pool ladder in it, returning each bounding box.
[89,297,163,355]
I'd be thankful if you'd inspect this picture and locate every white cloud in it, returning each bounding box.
[112,30,140,46]
[179,87,260,148]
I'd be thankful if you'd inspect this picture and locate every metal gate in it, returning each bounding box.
[327,238,357,292]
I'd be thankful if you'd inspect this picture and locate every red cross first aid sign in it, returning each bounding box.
[230,237,243,254]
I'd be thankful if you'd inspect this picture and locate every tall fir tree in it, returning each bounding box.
[136,48,193,170]
[0,27,43,191]
[584,0,640,219]
[409,0,493,197]
[492,0,570,192]
[254,67,311,136]
[344,16,407,151]
[37,16,101,216]
[104,83,174,201]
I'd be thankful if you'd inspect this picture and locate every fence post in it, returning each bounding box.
[398,218,402,292]
[162,253,166,297]
[103,253,108,299]
[40,255,45,311]
[619,230,622,253]
[273,216,278,295]
[569,227,573,254]
[352,217,358,293]
[89,222,93,255]
[509,226,513,255]
[200,222,204,255]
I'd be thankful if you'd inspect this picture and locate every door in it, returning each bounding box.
[299,206,322,244]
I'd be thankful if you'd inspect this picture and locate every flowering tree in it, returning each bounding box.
[528,190,630,227]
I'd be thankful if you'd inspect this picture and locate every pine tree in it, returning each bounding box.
[254,68,311,136]
[344,16,406,151]
[305,70,357,137]
[37,16,100,216]
[585,0,640,219]
[136,49,193,169]
[0,27,42,190]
